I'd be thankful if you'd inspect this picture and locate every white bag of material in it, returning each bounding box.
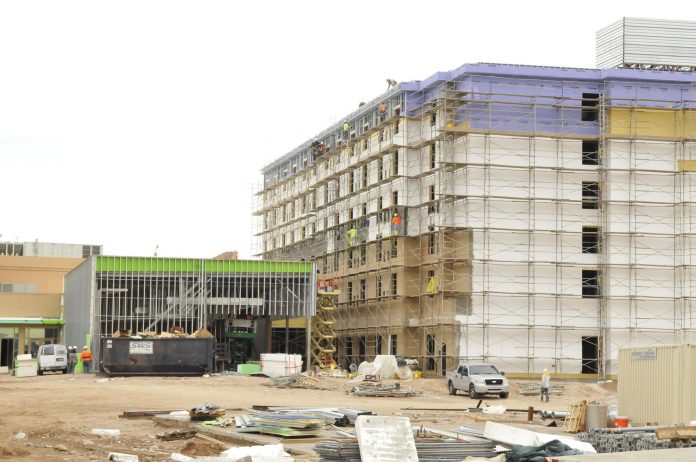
[357,355,399,380]
[396,365,413,380]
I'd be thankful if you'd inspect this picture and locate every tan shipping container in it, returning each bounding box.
[618,344,696,426]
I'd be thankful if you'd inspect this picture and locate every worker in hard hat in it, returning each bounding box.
[81,346,93,374]
[541,369,551,402]
[391,212,401,236]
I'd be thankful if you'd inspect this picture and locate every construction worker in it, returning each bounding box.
[67,346,77,373]
[346,225,358,246]
[391,212,401,236]
[379,102,387,122]
[343,121,350,138]
[81,346,93,374]
[541,369,551,402]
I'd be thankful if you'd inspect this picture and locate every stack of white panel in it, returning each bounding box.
[15,354,37,378]
[260,353,303,377]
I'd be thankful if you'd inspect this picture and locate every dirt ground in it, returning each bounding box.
[0,372,617,461]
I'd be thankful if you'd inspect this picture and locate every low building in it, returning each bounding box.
[0,241,102,367]
[64,256,316,370]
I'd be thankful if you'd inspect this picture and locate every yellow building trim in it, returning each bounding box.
[608,107,696,139]
[271,317,307,329]
[678,160,696,172]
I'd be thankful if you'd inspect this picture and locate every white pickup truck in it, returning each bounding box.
[446,363,509,399]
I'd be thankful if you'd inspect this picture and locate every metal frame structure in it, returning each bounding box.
[64,256,316,366]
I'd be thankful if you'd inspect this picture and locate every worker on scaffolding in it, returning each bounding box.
[343,121,350,140]
[391,212,401,236]
[346,225,358,246]
[379,102,387,122]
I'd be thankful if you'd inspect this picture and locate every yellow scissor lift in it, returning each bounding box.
[311,278,339,369]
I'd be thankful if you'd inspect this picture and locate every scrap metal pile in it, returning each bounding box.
[350,382,422,398]
[579,426,696,453]
[314,439,497,461]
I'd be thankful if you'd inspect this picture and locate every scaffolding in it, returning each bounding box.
[254,64,696,376]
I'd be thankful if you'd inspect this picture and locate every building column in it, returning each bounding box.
[17,327,26,355]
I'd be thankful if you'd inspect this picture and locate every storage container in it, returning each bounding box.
[100,337,214,376]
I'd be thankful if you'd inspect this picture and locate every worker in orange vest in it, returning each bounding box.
[391,212,401,235]
[81,346,93,374]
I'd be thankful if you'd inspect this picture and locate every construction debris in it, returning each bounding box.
[266,374,320,389]
[190,403,225,421]
[108,453,139,462]
[483,421,596,454]
[156,430,196,441]
[234,412,323,438]
[315,439,498,461]
[355,415,418,461]
[351,382,422,398]
[576,426,696,453]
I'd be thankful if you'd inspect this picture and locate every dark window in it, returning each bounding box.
[358,337,366,363]
[394,121,400,134]
[359,244,366,265]
[392,151,399,175]
[345,337,353,366]
[428,185,437,213]
[379,129,384,142]
[582,226,600,253]
[581,93,600,122]
[582,336,599,373]
[377,196,383,211]
[430,144,436,169]
[582,269,600,298]
[392,190,398,206]
[348,250,354,269]
[390,334,397,355]
[363,139,368,151]
[427,234,436,255]
[430,112,437,127]
[349,171,355,193]
[359,279,366,300]
[347,281,353,301]
[333,253,339,271]
[391,273,398,295]
[376,276,382,297]
[361,203,367,216]
[362,166,368,188]
[390,238,398,258]
[582,181,600,209]
[376,336,382,355]
[376,241,382,261]
[426,334,436,371]
[582,140,600,165]
[378,158,384,181]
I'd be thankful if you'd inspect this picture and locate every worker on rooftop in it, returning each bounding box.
[541,369,551,402]
[391,212,401,236]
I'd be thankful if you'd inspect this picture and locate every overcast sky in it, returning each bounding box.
[0,0,689,259]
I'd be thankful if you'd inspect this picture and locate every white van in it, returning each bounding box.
[37,344,68,374]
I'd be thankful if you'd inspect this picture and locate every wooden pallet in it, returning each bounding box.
[563,402,587,433]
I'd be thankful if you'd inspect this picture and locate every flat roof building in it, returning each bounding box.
[254,18,696,376]
[64,256,316,369]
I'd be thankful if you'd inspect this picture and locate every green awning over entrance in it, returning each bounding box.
[0,318,64,325]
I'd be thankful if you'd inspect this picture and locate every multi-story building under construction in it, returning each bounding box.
[254,18,696,376]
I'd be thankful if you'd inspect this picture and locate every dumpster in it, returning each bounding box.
[100,337,214,376]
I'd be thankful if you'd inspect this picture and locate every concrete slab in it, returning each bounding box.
[355,415,418,462]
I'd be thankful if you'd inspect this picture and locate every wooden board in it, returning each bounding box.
[563,403,587,433]
[655,426,696,440]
